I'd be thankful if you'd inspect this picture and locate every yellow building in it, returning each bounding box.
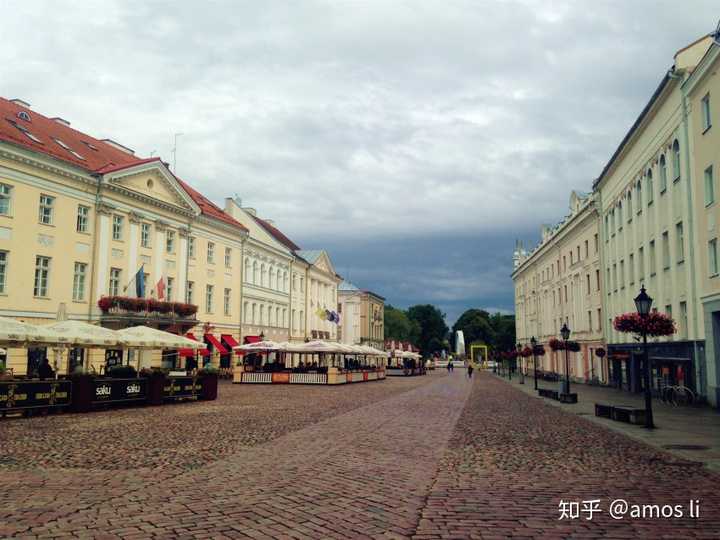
[337,280,385,349]
[0,97,252,374]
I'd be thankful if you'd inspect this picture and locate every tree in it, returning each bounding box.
[488,312,516,351]
[384,305,421,343]
[452,309,496,350]
[407,304,449,355]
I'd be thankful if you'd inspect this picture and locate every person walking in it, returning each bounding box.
[447,360,453,373]
[467,363,474,379]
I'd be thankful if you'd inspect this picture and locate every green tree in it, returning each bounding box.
[488,312,516,351]
[407,304,449,354]
[384,305,421,343]
[452,309,496,350]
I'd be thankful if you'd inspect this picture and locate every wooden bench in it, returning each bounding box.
[611,406,646,425]
[594,403,613,418]
[559,392,578,404]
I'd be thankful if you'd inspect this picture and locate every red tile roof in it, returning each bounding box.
[0,97,139,172]
[250,214,301,251]
[0,97,247,232]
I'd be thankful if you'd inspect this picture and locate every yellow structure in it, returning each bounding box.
[469,344,488,367]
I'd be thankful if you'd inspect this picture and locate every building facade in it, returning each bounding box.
[297,250,341,342]
[337,280,385,349]
[0,96,346,376]
[513,191,605,383]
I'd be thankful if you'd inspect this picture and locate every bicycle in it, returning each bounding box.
[659,384,695,406]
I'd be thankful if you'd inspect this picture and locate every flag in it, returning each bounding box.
[135,266,146,298]
[156,276,165,300]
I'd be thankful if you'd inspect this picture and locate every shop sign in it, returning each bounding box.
[92,378,147,403]
[0,380,72,410]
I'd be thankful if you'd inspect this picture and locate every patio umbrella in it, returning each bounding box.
[42,320,120,347]
[117,325,203,349]
[0,316,65,345]
[232,340,285,352]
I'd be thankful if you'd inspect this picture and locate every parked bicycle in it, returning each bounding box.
[659,384,695,406]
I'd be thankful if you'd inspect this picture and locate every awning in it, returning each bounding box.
[222,334,243,355]
[205,333,228,354]
[244,335,261,344]
[179,333,210,357]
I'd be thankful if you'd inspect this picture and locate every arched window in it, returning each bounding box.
[261,264,266,287]
[627,190,633,218]
[259,305,265,325]
[617,201,623,228]
[253,261,259,284]
[252,303,257,324]
[243,301,249,323]
[672,140,680,180]
[282,308,287,326]
[268,305,274,326]
[276,307,281,326]
[659,154,667,192]
[269,266,275,289]
[300,310,304,330]
[283,271,288,292]
[244,258,251,283]
[636,180,642,209]
[276,269,282,290]
[292,309,296,332]
[646,169,653,204]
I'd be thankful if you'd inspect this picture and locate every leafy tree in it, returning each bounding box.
[452,308,516,353]
[384,305,421,343]
[407,304,449,354]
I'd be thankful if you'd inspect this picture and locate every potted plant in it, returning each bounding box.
[106,364,137,379]
[141,367,168,406]
[197,365,219,401]
[69,367,95,413]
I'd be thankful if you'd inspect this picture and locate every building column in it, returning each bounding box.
[153,220,167,293]
[177,228,188,302]
[95,206,112,299]
[128,212,141,284]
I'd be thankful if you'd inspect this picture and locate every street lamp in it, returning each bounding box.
[517,343,524,384]
[634,285,655,429]
[560,323,571,395]
[531,336,538,390]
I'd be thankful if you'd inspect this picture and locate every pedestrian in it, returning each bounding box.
[467,363,474,379]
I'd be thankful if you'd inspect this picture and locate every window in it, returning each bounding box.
[205,284,214,313]
[76,205,89,233]
[0,251,7,293]
[646,170,653,204]
[612,263,617,291]
[109,268,121,296]
[638,246,645,280]
[595,269,600,291]
[662,232,670,269]
[620,260,625,288]
[225,247,232,268]
[587,310,592,331]
[186,281,194,304]
[563,256,566,271]
[244,258,250,282]
[597,309,602,331]
[112,215,123,240]
[629,253,634,284]
[577,245,581,261]
[166,277,174,301]
[680,301,688,340]
[649,241,656,275]
[570,252,573,265]
[709,239,718,276]
[676,222,684,263]
[0,184,12,216]
[594,233,598,253]
[224,288,231,316]
[39,194,54,224]
[252,303,257,324]
[659,155,668,192]
[33,256,50,297]
[636,180,642,210]
[300,277,304,291]
[564,285,568,302]
[188,236,195,258]
[702,93,711,132]
[207,242,215,264]
[705,166,715,206]
[627,191,633,219]
[604,215,609,240]
[243,301,249,323]
[617,203,623,231]
[72,262,87,301]
[586,274,590,295]
[672,140,681,181]
[141,223,151,248]
[166,230,175,254]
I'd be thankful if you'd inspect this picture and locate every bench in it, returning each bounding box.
[538,388,559,400]
[611,406,646,425]
[594,403,613,418]
[559,392,578,404]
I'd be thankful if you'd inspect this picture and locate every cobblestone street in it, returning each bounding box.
[3,372,720,538]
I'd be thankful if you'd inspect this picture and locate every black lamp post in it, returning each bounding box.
[634,285,655,429]
[560,323,571,395]
[517,343,524,384]
[531,336,538,390]
[508,348,513,380]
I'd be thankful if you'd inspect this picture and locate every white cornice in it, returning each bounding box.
[0,143,96,187]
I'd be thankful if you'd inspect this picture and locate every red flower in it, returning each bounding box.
[521,346,533,357]
[613,312,676,337]
[533,345,546,356]
[548,338,564,351]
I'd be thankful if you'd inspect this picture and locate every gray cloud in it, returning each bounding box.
[2,0,718,323]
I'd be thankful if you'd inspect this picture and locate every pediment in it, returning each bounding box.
[104,162,199,214]
[313,251,336,276]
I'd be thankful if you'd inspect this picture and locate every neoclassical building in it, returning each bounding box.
[0,96,346,375]
[297,250,342,342]
[513,191,605,383]
[338,280,385,349]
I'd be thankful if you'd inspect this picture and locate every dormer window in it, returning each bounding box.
[81,140,99,151]
[16,111,31,122]
[6,119,42,143]
[52,138,85,161]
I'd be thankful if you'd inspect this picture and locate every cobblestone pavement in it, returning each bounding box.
[4,372,720,539]
[415,372,720,539]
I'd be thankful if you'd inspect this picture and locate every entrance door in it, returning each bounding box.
[27,347,47,377]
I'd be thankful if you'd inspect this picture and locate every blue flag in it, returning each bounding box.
[135,266,146,298]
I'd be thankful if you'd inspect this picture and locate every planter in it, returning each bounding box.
[559,392,578,404]
[145,374,166,406]
[199,373,218,401]
[69,375,94,413]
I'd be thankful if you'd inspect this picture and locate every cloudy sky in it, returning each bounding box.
[3,1,718,324]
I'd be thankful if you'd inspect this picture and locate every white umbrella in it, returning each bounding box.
[296,340,345,353]
[0,316,66,345]
[42,320,120,347]
[117,325,202,349]
[232,340,285,352]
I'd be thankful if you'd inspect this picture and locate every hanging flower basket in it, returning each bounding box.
[613,312,676,337]
[548,338,564,351]
[521,346,533,358]
[533,344,546,356]
[565,341,581,352]
[595,347,606,358]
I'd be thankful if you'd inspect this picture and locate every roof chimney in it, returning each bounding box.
[100,138,135,155]
[223,197,242,219]
[50,117,71,127]
[10,99,31,109]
